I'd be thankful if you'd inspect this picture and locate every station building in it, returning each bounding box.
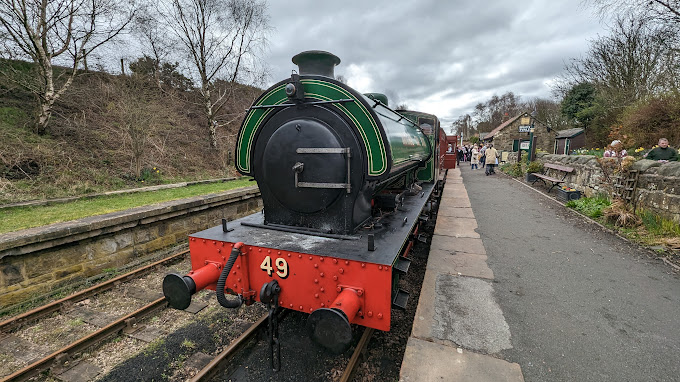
[482,112,556,154]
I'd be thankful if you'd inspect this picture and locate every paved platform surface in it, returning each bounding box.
[400,168,524,382]
[401,165,680,382]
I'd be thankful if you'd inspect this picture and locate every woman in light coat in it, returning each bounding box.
[471,145,480,170]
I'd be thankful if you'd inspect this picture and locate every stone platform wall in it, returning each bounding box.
[536,154,680,222]
[0,187,262,307]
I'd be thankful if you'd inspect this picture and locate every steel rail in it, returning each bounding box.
[340,327,374,382]
[1,297,168,382]
[190,314,269,382]
[0,249,188,333]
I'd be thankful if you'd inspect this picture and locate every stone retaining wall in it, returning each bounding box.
[0,186,262,307]
[536,154,680,222]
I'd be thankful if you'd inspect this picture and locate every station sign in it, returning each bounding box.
[518,125,532,133]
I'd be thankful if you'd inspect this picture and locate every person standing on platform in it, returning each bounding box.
[645,138,678,162]
[471,144,479,170]
[480,144,487,168]
[484,144,499,175]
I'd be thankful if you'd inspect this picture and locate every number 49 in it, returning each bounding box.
[260,256,289,278]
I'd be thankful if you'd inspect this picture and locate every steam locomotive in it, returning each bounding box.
[163,51,449,357]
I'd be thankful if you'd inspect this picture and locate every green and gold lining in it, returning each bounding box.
[236,79,388,177]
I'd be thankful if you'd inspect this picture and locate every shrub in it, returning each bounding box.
[500,163,523,177]
[565,195,611,218]
[639,209,680,237]
[526,161,543,173]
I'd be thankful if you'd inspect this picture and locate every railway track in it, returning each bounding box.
[0,250,191,381]
[0,245,369,382]
[0,250,189,333]
[186,314,374,382]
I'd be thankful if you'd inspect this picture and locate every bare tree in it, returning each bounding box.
[107,77,158,179]
[524,97,571,131]
[587,0,680,30]
[452,114,475,140]
[159,0,269,149]
[562,16,679,107]
[133,3,174,90]
[471,92,522,134]
[0,0,136,134]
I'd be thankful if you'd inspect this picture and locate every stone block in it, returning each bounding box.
[430,235,486,255]
[434,217,479,238]
[82,262,106,278]
[173,231,191,243]
[236,203,248,214]
[113,248,136,265]
[115,232,134,250]
[1,282,51,306]
[54,264,84,279]
[142,237,166,253]
[400,337,524,382]
[134,227,154,244]
[169,220,187,234]
[633,159,662,172]
[96,238,118,255]
[658,162,680,177]
[20,272,53,288]
[1,262,24,286]
[24,248,82,279]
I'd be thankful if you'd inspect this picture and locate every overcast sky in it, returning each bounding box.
[263,0,607,127]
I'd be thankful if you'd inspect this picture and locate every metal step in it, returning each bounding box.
[394,256,411,275]
[392,289,409,310]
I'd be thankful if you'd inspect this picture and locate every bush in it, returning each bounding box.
[500,163,523,177]
[526,161,543,173]
[639,209,680,237]
[619,92,680,149]
[565,195,611,218]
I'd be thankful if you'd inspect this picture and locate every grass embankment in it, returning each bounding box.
[0,178,253,234]
[566,196,680,254]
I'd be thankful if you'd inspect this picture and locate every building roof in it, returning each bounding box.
[555,128,584,139]
[483,113,525,140]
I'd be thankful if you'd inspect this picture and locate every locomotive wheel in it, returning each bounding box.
[306,308,353,354]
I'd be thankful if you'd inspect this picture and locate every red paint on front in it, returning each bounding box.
[187,237,393,331]
[331,288,362,322]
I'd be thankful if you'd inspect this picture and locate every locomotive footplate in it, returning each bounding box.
[178,182,434,351]
[193,182,434,264]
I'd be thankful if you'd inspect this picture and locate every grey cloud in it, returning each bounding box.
[264,0,606,125]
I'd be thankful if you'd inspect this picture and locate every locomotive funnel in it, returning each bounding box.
[292,50,341,78]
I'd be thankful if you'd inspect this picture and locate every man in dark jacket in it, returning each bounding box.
[646,138,678,162]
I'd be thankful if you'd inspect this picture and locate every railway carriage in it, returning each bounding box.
[163,51,451,356]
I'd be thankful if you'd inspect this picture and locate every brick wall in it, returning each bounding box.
[0,187,262,307]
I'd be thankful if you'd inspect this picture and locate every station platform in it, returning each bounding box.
[399,168,524,382]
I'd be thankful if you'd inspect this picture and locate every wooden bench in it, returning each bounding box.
[531,163,574,193]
